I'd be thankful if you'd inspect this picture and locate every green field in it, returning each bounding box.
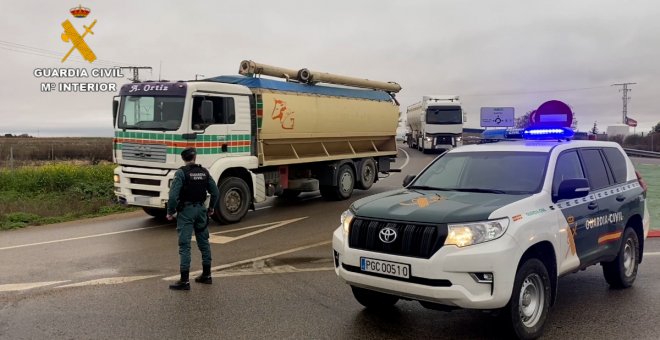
[0,163,133,230]
[635,163,659,230]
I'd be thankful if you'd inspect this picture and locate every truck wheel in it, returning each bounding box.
[602,228,639,289]
[212,177,251,224]
[320,164,354,201]
[351,286,399,309]
[142,207,167,220]
[505,258,551,340]
[356,158,376,190]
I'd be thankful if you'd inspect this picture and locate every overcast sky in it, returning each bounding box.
[1,0,658,136]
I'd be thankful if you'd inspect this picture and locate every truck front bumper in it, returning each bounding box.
[333,227,521,310]
[113,166,175,209]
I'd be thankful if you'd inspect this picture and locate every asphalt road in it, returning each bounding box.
[1,145,659,340]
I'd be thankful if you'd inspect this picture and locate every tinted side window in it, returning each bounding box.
[580,149,611,190]
[602,147,627,184]
[552,150,585,196]
[192,96,236,129]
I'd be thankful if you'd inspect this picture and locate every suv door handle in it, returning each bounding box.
[588,202,598,210]
[616,195,625,202]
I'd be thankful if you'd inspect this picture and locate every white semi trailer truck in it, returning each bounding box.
[112,60,402,224]
[406,95,463,153]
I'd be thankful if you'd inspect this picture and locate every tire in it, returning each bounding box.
[356,158,377,190]
[351,286,399,309]
[142,207,167,220]
[320,164,354,201]
[211,177,251,224]
[505,258,551,340]
[276,189,301,199]
[602,228,639,289]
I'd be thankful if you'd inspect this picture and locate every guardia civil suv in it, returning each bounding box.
[332,101,651,339]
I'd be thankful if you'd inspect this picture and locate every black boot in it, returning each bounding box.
[194,265,212,284]
[169,270,190,290]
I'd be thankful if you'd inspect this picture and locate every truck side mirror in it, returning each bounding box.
[403,174,416,187]
[112,97,119,126]
[557,178,590,201]
[201,100,214,123]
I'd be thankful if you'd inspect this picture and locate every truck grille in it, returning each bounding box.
[122,143,167,163]
[348,218,447,259]
[435,136,453,145]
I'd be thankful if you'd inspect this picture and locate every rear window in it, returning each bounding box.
[602,147,627,184]
[580,149,611,190]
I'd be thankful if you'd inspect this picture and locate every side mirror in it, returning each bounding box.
[557,178,590,200]
[403,174,416,187]
[201,100,214,123]
[112,97,119,126]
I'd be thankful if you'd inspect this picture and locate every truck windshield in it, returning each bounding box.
[411,151,549,194]
[426,106,462,124]
[117,96,185,131]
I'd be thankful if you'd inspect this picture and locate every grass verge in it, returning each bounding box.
[0,163,135,230]
[635,163,659,230]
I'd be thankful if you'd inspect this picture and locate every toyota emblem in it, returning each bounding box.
[379,227,397,243]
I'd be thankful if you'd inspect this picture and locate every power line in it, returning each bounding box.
[462,85,610,97]
[0,40,133,67]
[612,82,636,124]
[119,66,153,82]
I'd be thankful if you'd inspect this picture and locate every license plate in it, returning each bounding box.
[360,257,410,279]
[133,196,151,205]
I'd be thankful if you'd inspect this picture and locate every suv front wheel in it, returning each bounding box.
[506,258,551,340]
[602,227,639,289]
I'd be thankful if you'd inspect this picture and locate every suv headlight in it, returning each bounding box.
[340,210,354,236]
[445,218,509,247]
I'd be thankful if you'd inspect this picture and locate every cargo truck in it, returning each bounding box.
[406,95,463,153]
[112,60,402,224]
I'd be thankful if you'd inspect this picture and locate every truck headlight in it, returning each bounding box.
[340,210,354,236]
[113,174,120,184]
[425,137,433,142]
[445,218,509,247]
[456,136,462,142]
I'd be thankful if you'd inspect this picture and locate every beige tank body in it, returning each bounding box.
[255,89,399,166]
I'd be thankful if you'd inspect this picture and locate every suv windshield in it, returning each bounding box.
[117,96,185,131]
[426,106,462,124]
[411,151,549,194]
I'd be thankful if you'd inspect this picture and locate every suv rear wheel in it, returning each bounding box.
[351,286,399,309]
[602,227,639,289]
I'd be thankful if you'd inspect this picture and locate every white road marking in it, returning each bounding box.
[214,265,334,278]
[0,281,69,292]
[397,147,410,170]
[644,252,660,256]
[56,275,159,288]
[0,225,166,251]
[255,205,273,210]
[163,240,332,280]
[207,217,308,244]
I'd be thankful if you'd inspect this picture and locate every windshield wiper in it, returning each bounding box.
[449,188,508,194]
[407,185,456,191]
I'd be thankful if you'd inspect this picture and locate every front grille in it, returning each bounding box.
[132,189,160,197]
[348,218,447,258]
[122,143,167,163]
[435,136,453,145]
[131,178,161,186]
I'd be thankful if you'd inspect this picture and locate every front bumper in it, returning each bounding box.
[333,226,521,309]
[113,166,175,208]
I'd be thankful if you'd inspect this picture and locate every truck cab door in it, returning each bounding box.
[190,94,231,165]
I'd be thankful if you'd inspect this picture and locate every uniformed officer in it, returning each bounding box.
[166,147,220,291]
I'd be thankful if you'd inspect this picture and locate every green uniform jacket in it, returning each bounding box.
[166,167,220,215]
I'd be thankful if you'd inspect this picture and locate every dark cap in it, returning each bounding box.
[181,147,197,161]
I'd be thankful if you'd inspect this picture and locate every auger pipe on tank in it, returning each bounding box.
[239,60,301,81]
[238,60,402,94]
[297,68,401,93]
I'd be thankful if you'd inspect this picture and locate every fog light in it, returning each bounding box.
[333,250,340,268]
[470,272,494,283]
[113,174,120,183]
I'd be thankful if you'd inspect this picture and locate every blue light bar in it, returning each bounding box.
[522,127,574,140]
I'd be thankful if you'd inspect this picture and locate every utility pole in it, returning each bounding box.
[195,74,205,80]
[119,66,153,82]
[612,82,636,124]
